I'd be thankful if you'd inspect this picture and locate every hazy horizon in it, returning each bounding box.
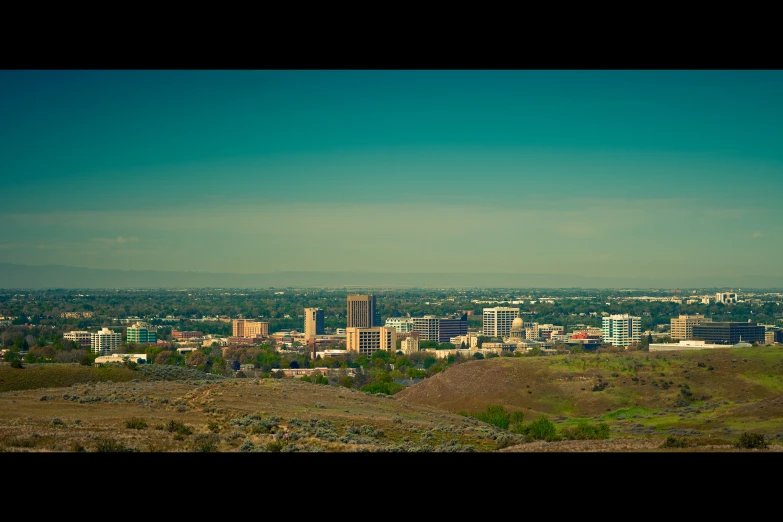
[2,70,782,286]
[0,262,780,290]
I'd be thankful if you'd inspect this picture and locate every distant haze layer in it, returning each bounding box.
[0,263,780,290]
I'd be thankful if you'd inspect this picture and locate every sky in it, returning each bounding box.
[1,70,782,283]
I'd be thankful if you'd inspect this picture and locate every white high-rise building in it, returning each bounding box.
[601,314,641,347]
[91,327,123,356]
[715,292,737,304]
[385,317,414,333]
[483,307,520,338]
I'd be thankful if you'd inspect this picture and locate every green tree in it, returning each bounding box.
[469,404,510,429]
[360,381,404,395]
[528,416,559,441]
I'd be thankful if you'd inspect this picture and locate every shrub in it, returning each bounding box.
[165,420,193,436]
[735,432,767,450]
[126,417,148,430]
[561,422,610,440]
[495,434,519,449]
[192,434,220,452]
[470,404,511,430]
[660,436,689,448]
[266,440,283,452]
[528,416,559,441]
[94,438,138,452]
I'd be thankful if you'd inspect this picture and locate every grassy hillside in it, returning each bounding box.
[396,345,783,447]
[2,345,783,452]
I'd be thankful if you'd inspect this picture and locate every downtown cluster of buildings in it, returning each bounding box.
[58,291,783,360]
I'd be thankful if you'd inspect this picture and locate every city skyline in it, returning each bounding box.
[1,70,782,287]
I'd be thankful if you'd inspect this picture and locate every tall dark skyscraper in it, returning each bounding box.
[347,294,376,328]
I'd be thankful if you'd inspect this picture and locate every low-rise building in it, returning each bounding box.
[64,330,93,348]
[227,336,267,346]
[451,332,480,348]
[172,329,203,340]
[94,353,147,366]
[692,321,765,345]
[649,339,752,352]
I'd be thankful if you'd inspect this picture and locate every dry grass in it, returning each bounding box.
[3,345,783,452]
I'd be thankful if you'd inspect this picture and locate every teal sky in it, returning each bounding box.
[1,70,782,282]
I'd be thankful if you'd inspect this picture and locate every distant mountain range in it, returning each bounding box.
[0,263,780,290]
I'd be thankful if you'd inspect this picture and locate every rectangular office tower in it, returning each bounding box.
[412,314,468,342]
[670,314,712,340]
[232,319,270,338]
[483,307,520,338]
[347,294,376,328]
[304,307,325,340]
[601,314,641,347]
[126,322,157,344]
[692,322,765,345]
[345,327,396,357]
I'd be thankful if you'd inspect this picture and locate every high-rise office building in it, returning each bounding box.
[483,307,520,338]
[601,314,641,347]
[670,314,712,340]
[304,307,325,340]
[126,322,157,344]
[345,327,395,357]
[347,294,376,328]
[411,314,468,342]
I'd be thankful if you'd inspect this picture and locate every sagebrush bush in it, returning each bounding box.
[165,420,192,435]
[94,438,137,452]
[660,436,689,449]
[735,431,767,449]
[126,417,147,430]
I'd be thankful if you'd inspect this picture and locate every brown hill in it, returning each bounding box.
[396,345,783,450]
[2,345,783,452]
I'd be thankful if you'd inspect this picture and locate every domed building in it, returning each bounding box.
[508,317,526,341]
